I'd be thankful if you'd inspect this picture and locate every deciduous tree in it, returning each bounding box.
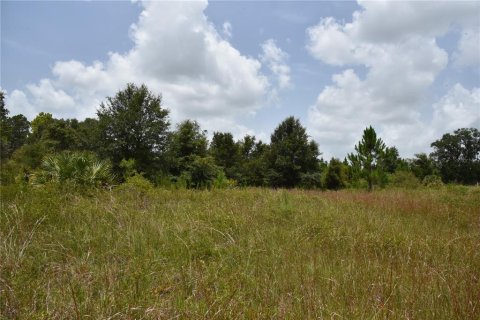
[97,83,170,177]
[430,128,480,184]
[168,120,207,176]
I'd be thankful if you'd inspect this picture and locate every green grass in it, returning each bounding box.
[1,185,479,319]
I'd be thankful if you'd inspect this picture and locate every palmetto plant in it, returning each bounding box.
[34,151,113,187]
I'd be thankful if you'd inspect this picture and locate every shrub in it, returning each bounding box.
[32,151,113,187]
[185,156,220,189]
[323,158,347,190]
[299,172,322,189]
[153,174,175,189]
[119,158,137,180]
[349,178,369,189]
[388,171,420,189]
[119,172,154,193]
[422,175,444,188]
[213,171,237,189]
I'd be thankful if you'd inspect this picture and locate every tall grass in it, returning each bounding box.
[1,185,479,319]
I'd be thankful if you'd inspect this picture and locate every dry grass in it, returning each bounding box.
[1,184,479,319]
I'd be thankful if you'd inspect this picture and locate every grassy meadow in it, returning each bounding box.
[1,184,479,319]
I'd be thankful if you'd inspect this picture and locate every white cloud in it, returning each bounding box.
[353,1,479,43]
[432,84,480,132]
[260,39,291,89]
[7,90,35,118]
[8,0,269,135]
[26,79,76,116]
[306,1,479,158]
[306,17,360,66]
[222,21,232,38]
[454,28,480,67]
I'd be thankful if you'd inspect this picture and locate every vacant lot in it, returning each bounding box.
[1,185,479,319]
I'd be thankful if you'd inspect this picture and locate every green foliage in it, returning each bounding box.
[410,153,436,180]
[30,112,53,136]
[213,171,237,189]
[209,132,240,179]
[422,174,444,188]
[348,126,386,191]
[97,83,170,178]
[0,141,52,185]
[388,170,420,189]
[236,136,269,186]
[381,146,401,173]
[120,172,154,192]
[267,116,320,188]
[119,158,137,179]
[29,113,79,151]
[183,156,221,189]
[74,118,101,153]
[299,172,322,189]
[324,158,347,190]
[0,114,30,160]
[12,141,51,170]
[0,94,30,160]
[3,83,478,190]
[168,120,208,176]
[32,151,113,187]
[430,128,480,184]
[0,90,6,119]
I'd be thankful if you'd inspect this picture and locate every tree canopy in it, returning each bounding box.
[430,128,480,184]
[209,132,239,179]
[267,116,320,188]
[97,83,170,177]
[0,85,477,190]
[168,120,208,176]
[348,126,386,191]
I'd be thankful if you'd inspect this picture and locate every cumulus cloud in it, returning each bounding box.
[7,0,269,135]
[353,1,479,42]
[306,0,479,158]
[260,39,291,90]
[306,17,360,66]
[432,84,480,132]
[7,90,35,118]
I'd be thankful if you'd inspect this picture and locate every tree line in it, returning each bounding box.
[1,84,479,190]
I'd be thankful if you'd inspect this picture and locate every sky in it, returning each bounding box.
[1,0,479,159]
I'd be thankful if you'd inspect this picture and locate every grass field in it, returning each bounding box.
[1,184,479,319]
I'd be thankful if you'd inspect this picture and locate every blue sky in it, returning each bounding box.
[2,0,479,159]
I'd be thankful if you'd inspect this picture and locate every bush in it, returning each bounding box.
[349,178,369,189]
[185,156,220,189]
[422,175,444,188]
[213,171,237,189]
[299,172,322,189]
[0,141,51,185]
[388,171,420,189]
[153,174,175,189]
[32,151,113,188]
[323,158,347,190]
[119,172,154,193]
[119,158,137,180]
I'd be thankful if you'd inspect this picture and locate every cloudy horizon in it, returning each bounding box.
[2,0,479,159]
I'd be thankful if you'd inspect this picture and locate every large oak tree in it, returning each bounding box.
[97,83,170,177]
